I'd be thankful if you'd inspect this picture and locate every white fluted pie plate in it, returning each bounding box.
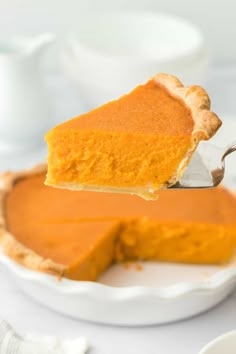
[1,253,236,325]
[0,118,236,326]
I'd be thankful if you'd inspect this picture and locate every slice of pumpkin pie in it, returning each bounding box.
[45,73,221,199]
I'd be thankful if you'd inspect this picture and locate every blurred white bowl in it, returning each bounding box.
[62,12,208,108]
[199,330,236,354]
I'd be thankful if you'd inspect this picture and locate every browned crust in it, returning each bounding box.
[153,73,222,186]
[0,163,66,278]
[153,73,222,140]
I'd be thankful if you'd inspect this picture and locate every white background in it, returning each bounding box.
[0,0,235,64]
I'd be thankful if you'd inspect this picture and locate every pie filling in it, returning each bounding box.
[46,132,193,198]
[4,172,236,281]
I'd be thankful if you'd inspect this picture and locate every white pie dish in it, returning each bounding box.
[1,252,236,326]
[0,118,235,326]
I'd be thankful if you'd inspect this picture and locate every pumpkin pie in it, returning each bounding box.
[1,164,236,281]
[45,73,221,199]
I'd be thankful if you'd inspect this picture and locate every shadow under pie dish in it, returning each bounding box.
[0,164,236,281]
[45,73,221,199]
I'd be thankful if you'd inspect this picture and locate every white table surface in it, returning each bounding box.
[1,68,236,354]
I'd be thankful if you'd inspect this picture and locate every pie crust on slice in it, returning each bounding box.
[45,73,221,199]
[1,165,236,281]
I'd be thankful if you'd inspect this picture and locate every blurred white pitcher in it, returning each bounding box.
[0,33,54,152]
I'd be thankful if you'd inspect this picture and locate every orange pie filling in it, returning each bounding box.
[3,171,236,281]
[46,131,193,192]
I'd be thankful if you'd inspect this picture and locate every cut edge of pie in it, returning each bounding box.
[45,73,222,200]
[0,163,66,279]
